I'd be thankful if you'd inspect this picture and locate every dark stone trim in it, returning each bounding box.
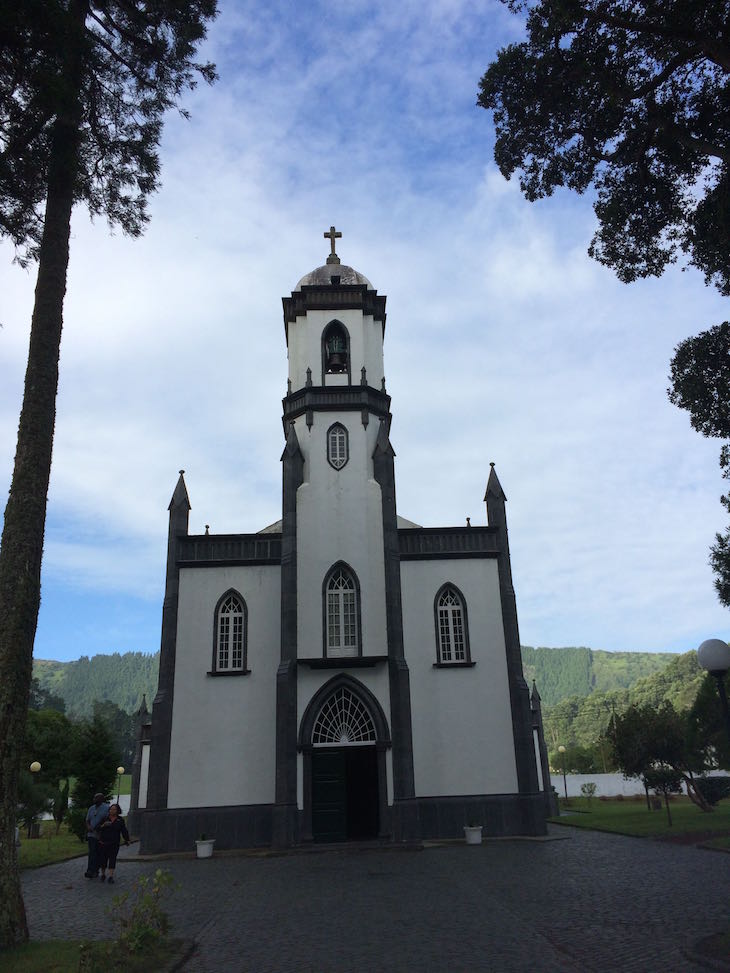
[321,561,362,659]
[432,661,477,669]
[128,699,151,835]
[138,804,274,854]
[135,791,546,852]
[179,558,281,568]
[399,526,498,558]
[413,793,546,839]
[283,284,386,332]
[485,472,541,799]
[399,551,499,562]
[274,424,305,848]
[321,319,352,384]
[531,683,559,817]
[147,474,189,811]
[283,386,391,427]
[211,588,248,675]
[206,669,251,677]
[433,581,471,665]
[373,422,418,841]
[298,673,392,749]
[326,421,349,471]
[298,656,387,669]
[178,533,281,565]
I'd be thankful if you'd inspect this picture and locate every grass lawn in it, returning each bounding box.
[1,938,188,972]
[550,795,730,839]
[18,822,86,870]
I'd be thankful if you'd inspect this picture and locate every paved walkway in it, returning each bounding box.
[20,826,730,972]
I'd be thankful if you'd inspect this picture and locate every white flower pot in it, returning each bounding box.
[195,838,215,858]
[464,825,483,845]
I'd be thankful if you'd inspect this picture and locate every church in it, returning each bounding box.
[130,230,554,851]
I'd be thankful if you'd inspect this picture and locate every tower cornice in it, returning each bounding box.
[282,385,391,426]
[282,284,386,338]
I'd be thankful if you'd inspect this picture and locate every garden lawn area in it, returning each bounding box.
[2,938,187,972]
[18,822,86,870]
[550,796,730,839]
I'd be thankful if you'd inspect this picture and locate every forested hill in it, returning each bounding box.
[520,645,674,707]
[33,652,159,719]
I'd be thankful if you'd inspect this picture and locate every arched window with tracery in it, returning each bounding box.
[435,584,470,664]
[324,564,360,657]
[213,590,248,673]
[327,422,349,470]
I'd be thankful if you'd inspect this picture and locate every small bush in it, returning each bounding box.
[696,776,730,807]
[111,868,176,953]
[615,793,624,801]
[580,782,597,803]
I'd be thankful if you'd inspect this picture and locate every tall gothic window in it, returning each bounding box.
[324,565,360,657]
[435,584,469,664]
[327,422,349,470]
[214,591,248,673]
[323,321,349,375]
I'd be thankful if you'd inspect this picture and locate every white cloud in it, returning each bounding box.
[1,0,728,661]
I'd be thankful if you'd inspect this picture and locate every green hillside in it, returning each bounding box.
[540,649,705,755]
[33,651,159,718]
[520,645,673,707]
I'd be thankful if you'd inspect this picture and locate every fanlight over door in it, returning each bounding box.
[312,687,376,746]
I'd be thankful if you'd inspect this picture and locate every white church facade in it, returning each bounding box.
[131,231,554,850]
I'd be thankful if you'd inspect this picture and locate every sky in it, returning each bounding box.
[2,0,729,664]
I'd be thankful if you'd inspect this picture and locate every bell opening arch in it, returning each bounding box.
[298,674,391,843]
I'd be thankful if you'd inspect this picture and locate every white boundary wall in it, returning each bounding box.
[550,770,730,798]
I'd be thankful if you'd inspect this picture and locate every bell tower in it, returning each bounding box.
[273,229,417,846]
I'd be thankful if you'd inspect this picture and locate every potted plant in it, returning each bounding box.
[195,833,216,858]
[464,822,483,845]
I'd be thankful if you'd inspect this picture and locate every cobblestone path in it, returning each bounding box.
[19,826,730,972]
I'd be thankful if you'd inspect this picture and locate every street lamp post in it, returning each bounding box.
[697,638,730,746]
[116,766,125,806]
[28,761,42,840]
[558,745,568,803]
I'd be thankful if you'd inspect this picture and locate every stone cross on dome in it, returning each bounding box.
[324,225,342,265]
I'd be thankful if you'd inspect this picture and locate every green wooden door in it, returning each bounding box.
[312,749,347,842]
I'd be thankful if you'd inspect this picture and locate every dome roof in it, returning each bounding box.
[295,263,373,290]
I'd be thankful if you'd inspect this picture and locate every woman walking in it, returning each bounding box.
[97,803,130,883]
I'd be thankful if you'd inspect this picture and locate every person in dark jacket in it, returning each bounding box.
[84,792,109,878]
[97,803,130,883]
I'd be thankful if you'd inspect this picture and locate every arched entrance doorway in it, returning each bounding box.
[299,676,391,843]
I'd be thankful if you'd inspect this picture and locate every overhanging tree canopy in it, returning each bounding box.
[478,0,730,294]
[668,322,730,605]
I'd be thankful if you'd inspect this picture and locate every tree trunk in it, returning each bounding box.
[663,791,672,828]
[0,1,87,949]
[682,772,712,812]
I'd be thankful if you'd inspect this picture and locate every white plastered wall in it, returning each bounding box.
[401,559,519,797]
[286,308,385,390]
[294,412,388,660]
[168,565,280,808]
[296,666,393,809]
